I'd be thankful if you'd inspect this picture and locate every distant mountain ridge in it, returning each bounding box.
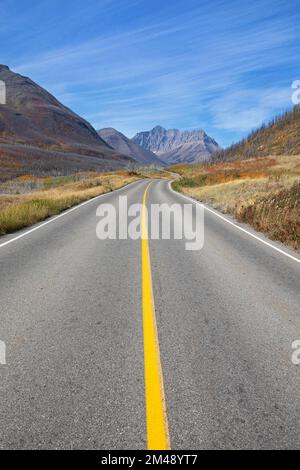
[98,128,165,166]
[132,125,220,164]
[0,64,132,179]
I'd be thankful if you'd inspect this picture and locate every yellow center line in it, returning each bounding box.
[141,182,171,450]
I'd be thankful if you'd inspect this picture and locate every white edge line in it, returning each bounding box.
[168,181,300,265]
[0,179,145,250]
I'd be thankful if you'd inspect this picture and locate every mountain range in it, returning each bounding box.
[0,64,224,179]
[0,65,133,179]
[98,128,165,166]
[132,125,220,164]
[1,64,297,180]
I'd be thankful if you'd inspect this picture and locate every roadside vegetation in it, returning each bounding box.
[136,165,173,179]
[171,155,300,250]
[0,171,141,235]
[0,165,173,236]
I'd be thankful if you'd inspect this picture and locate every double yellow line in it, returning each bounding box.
[141,183,170,450]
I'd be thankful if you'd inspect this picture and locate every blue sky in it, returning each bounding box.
[1,0,299,147]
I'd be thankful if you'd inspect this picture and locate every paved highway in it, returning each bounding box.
[0,179,299,449]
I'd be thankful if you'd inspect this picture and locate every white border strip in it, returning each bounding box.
[0,179,145,250]
[169,181,300,265]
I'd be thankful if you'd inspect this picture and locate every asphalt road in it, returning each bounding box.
[0,179,299,449]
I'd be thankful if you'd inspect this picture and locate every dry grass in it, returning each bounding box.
[171,155,300,250]
[0,171,141,235]
[138,168,173,179]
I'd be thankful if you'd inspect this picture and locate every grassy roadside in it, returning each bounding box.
[0,171,142,236]
[170,155,300,251]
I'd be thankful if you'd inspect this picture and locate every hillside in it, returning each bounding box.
[213,106,300,161]
[132,125,220,164]
[98,128,165,166]
[0,65,133,179]
[171,155,300,250]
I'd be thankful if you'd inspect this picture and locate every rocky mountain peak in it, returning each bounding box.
[132,125,220,164]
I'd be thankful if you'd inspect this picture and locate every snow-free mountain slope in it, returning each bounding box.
[98,127,165,166]
[0,65,132,178]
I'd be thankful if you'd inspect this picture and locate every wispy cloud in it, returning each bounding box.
[210,87,292,132]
